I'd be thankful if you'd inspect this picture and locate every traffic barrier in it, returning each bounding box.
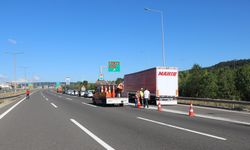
[157,101,162,112]
[112,85,115,97]
[137,98,141,109]
[101,86,103,92]
[188,103,195,117]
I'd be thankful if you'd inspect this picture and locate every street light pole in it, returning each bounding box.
[145,7,166,66]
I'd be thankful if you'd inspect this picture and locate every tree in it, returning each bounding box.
[115,78,124,85]
[216,68,238,100]
[186,64,203,97]
[199,70,218,98]
[83,80,88,90]
[235,65,250,101]
[179,71,190,96]
[87,83,96,90]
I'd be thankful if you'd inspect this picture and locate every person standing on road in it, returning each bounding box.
[26,89,30,99]
[143,88,150,108]
[140,88,144,107]
[135,90,140,107]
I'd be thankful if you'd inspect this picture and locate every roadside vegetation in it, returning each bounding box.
[179,59,250,101]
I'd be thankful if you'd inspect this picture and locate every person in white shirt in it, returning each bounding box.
[143,89,150,108]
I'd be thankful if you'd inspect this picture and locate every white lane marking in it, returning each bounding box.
[178,104,250,115]
[82,102,97,108]
[127,103,250,126]
[195,114,250,126]
[137,117,227,141]
[0,91,36,120]
[58,96,62,98]
[70,119,115,150]
[66,98,72,101]
[0,97,26,119]
[50,103,58,108]
[45,98,49,101]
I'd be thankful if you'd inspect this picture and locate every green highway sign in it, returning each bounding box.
[56,82,60,88]
[108,61,120,72]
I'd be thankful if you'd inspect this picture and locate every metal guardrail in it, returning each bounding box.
[177,97,250,105]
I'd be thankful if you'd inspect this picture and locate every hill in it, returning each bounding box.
[205,59,250,70]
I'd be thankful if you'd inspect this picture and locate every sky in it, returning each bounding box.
[0,0,250,83]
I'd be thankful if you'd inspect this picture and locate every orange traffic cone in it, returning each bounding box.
[188,103,195,117]
[157,101,162,112]
[137,99,141,109]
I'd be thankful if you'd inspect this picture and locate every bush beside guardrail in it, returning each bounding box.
[177,97,250,111]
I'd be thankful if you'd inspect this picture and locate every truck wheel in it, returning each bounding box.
[92,98,96,105]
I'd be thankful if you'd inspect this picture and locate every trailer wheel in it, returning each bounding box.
[92,98,96,105]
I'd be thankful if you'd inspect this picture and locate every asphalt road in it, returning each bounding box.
[0,90,250,150]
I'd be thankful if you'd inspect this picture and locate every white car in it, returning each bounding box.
[80,91,85,97]
[84,90,93,98]
[74,90,79,96]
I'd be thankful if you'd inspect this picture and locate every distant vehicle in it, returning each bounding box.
[80,91,85,97]
[67,90,73,95]
[124,67,178,105]
[92,81,128,106]
[84,90,93,98]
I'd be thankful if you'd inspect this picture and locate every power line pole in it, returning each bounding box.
[5,51,24,92]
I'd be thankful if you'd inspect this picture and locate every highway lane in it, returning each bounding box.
[0,89,250,150]
[0,90,104,150]
[44,90,250,150]
[160,104,250,124]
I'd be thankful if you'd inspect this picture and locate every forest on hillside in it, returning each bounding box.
[179,59,250,101]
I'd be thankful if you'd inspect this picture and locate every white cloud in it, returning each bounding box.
[8,38,17,45]
[17,78,27,83]
[33,75,40,81]
[0,74,7,79]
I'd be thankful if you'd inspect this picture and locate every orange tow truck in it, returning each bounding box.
[92,81,128,106]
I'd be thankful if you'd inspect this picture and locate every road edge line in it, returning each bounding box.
[127,103,250,126]
[0,97,26,119]
[0,91,36,120]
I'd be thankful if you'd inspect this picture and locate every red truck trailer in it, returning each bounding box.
[124,67,178,105]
